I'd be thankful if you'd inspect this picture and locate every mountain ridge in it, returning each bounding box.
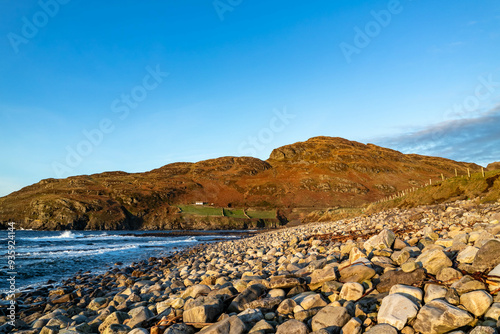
[0,136,482,230]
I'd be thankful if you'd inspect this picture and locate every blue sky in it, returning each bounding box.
[1,0,500,197]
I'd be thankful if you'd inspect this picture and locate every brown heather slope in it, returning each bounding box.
[0,137,481,230]
[487,161,500,171]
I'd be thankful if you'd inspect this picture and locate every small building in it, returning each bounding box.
[195,201,207,206]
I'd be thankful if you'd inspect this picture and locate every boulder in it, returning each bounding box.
[339,282,364,301]
[126,306,154,329]
[229,284,266,313]
[183,302,223,326]
[309,266,337,285]
[451,275,486,295]
[198,316,246,334]
[181,285,211,299]
[339,265,376,283]
[164,324,195,334]
[460,290,493,317]
[340,317,362,334]
[467,239,500,273]
[364,324,398,334]
[276,319,309,334]
[416,249,452,275]
[377,269,426,293]
[311,306,351,332]
[484,302,500,321]
[413,300,473,334]
[389,284,423,302]
[456,246,479,264]
[377,293,419,330]
[300,294,328,310]
[364,229,396,253]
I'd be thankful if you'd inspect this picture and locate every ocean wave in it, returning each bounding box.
[19,231,139,242]
[23,244,139,257]
[146,236,198,245]
[20,230,85,241]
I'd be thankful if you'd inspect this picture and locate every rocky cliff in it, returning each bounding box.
[0,137,481,230]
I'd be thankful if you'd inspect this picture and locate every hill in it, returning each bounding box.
[0,136,481,230]
[365,167,500,213]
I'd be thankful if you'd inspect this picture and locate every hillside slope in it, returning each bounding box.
[0,137,481,230]
[366,168,500,213]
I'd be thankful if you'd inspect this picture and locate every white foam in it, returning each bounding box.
[21,231,84,241]
[27,244,139,257]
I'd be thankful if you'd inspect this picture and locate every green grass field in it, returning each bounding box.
[223,208,247,218]
[178,205,276,219]
[178,205,223,216]
[246,209,276,219]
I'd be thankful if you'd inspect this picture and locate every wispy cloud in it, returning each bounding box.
[374,107,500,166]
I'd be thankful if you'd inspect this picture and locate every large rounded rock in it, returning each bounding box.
[485,302,500,321]
[378,293,419,330]
[309,266,338,285]
[376,269,426,293]
[198,315,245,334]
[460,290,493,317]
[451,275,486,295]
[311,306,350,332]
[413,299,473,334]
[183,302,223,325]
[98,312,130,333]
[127,306,154,329]
[276,319,309,334]
[339,265,376,283]
[181,284,211,299]
[364,229,396,253]
[277,299,297,315]
[88,298,109,311]
[229,284,266,313]
[424,284,447,304]
[339,282,364,301]
[416,249,452,275]
[389,284,423,302]
[102,324,131,334]
[300,294,328,310]
[468,239,500,273]
[469,326,498,334]
[365,324,398,334]
[341,317,362,334]
[456,246,479,264]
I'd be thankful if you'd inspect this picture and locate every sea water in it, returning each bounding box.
[0,230,237,292]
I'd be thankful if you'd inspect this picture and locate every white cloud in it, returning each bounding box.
[374,107,500,166]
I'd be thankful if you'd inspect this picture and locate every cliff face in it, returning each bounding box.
[0,137,481,230]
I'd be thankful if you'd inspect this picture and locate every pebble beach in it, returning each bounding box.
[2,200,500,334]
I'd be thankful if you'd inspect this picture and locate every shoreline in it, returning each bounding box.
[0,230,260,295]
[1,200,500,333]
